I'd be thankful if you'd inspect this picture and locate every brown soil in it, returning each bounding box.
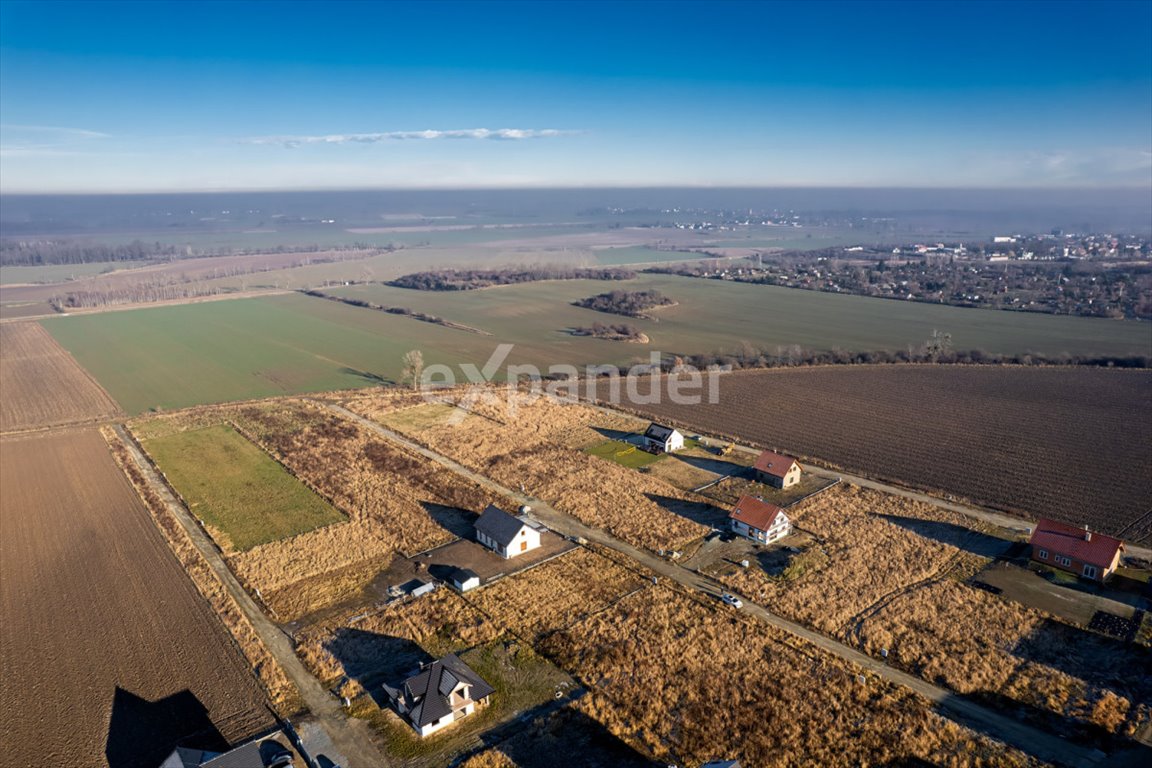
[0,429,272,768]
[0,323,121,432]
[611,366,1152,544]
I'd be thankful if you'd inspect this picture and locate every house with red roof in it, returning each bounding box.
[754,450,802,489]
[1029,518,1125,582]
[729,495,792,544]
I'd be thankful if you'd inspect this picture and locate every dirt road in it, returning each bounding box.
[113,425,388,768]
[322,402,1107,768]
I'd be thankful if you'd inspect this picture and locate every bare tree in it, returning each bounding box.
[401,349,424,390]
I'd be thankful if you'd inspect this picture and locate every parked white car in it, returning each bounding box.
[721,593,743,608]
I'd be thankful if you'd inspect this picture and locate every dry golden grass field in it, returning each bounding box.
[0,322,121,432]
[708,484,1151,738]
[539,585,1037,767]
[345,391,710,552]
[132,399,515,620]
[0,430,272,768]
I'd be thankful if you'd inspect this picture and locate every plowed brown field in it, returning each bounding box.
[613,366,1152,544]
[0,429,271,768]
[0,323,121,432]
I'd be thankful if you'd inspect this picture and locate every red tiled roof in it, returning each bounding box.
[728,495,786,531]
[1030,518,1124,568]
[754,450,799,479]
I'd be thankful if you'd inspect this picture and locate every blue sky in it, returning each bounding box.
[1,0,1150,192]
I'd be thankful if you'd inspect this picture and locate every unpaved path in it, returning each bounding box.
[112,424,388,768]
[321,402,1107,768]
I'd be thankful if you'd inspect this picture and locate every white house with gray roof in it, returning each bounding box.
[474,504,541,559]
[382,653,495,737]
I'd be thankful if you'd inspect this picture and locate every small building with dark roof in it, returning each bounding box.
[1030,518,1125,582]
[642,423,685,453]
[475,504,541,559]
[450,567,481,592]
[382,653,495,737]
[753,450,802,489]
[729,495,792,545]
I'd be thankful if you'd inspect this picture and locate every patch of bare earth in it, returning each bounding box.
[0,429,272,768]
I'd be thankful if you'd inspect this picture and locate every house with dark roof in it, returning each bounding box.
[475,504,541,559]
[1029,518,1125,582]
[382,653,495,737]
[729,495,792,545]
[753,450,802,489]
[642,423,685,453]
[158,735,295,768]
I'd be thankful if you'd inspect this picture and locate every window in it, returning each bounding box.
[1037,549,1048,560]
[1083,565,1097,579]
[1056,555,1072,567]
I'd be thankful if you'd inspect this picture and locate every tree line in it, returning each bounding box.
[388,266,636,291]
[572,289,675,318]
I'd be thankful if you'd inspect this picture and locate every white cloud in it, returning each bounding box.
[242,128,577,148]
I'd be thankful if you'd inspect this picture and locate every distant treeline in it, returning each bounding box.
[301,290,491,335]
[573,289,676,318]
[1,238,389,266]
[388,267,636,291]
[1,239,183,266]
[676,344,1151,371]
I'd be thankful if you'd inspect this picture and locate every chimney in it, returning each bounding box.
[1084,524,1091,542]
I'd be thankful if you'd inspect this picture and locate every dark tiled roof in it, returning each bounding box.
[390,653,495,728]
[475,505,527,548]
[1031,518,1124,568]
[754,450,799,479]
[644,423,677,442]
[728,495,787,531]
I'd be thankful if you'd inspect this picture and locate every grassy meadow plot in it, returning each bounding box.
[132,400,514,620]
[144,423,345,551]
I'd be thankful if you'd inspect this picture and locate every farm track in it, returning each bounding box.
[111,424,390,768]
[320,401,1107,768]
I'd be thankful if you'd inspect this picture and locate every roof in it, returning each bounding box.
[162,738,294,768]
[475,505,528,548]
[452,567,480,583]
[644,423,679,442]
[387,653,495,728]
[1030,518,1124,568]
[700,762,741,768]
[728,495,787,531]
[754,450,799,479]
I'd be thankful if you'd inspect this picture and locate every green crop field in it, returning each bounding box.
[144,423,345,551]
[42,274,1151,415]
[0,261,151,285]
[332,274,1152,360]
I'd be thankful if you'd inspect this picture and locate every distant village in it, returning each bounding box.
[650,232,1152,319]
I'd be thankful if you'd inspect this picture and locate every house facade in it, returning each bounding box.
[1029,518,1125,582]
[450,568,481,592]
[729,495,792,544]
[383,653,495,737]
[754,450,802,489]
[643,423,685,453]
[475,504,541,559]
